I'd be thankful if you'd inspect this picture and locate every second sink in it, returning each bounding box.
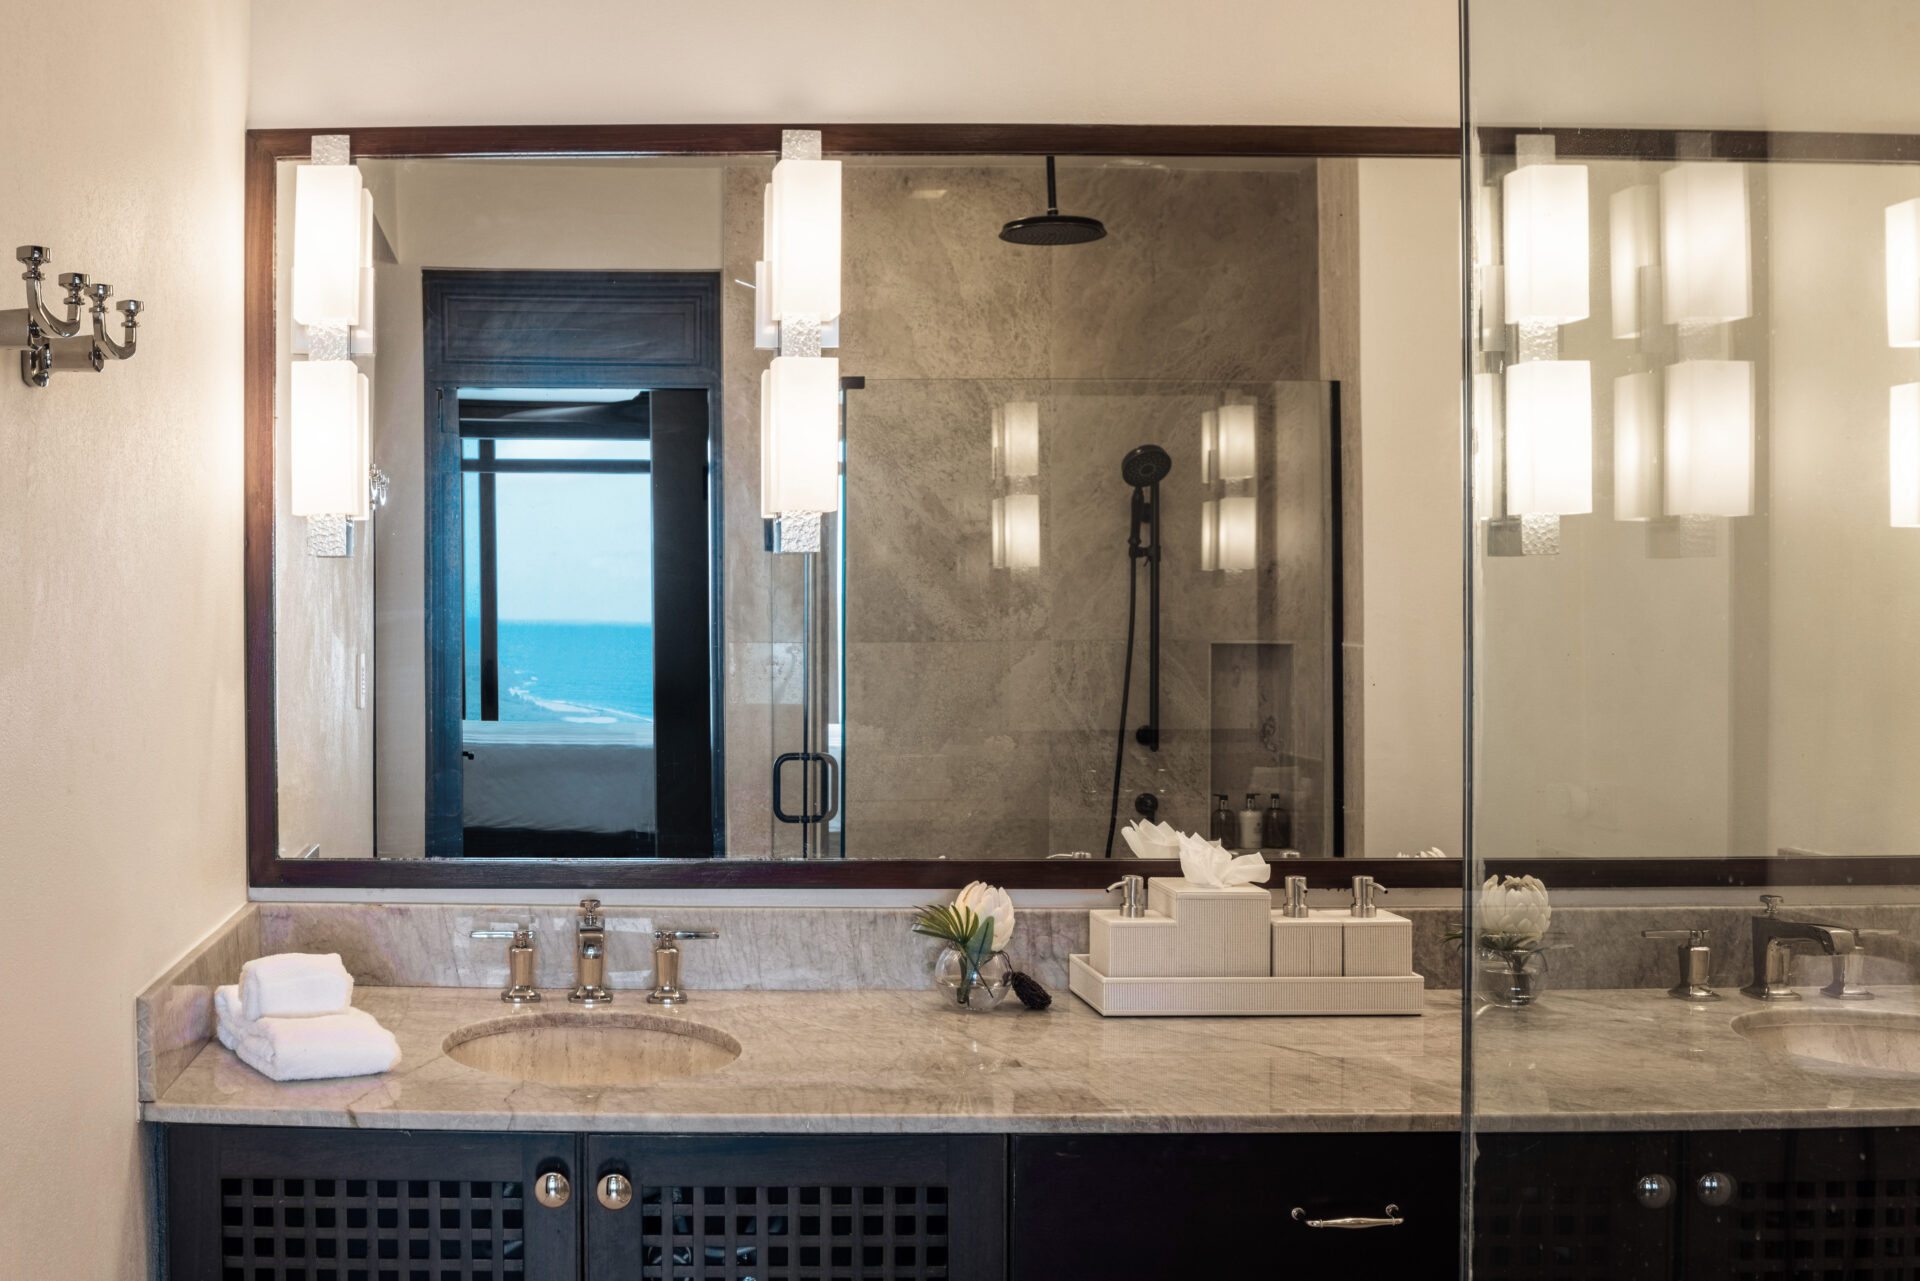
[1732,1009,1920,1079]
[444,1011,741,1087]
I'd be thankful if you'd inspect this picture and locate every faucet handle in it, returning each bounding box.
[1643,929,1718,1001]
[658,929,719,941]
[1759,894,1785,916]
[1642,928,1710,944]
[578,898,603,926]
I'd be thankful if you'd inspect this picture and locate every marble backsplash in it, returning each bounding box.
[136,895,1920,1102]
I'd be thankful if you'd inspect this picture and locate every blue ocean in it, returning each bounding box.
[466,621,654,723]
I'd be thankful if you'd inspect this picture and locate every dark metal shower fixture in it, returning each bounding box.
[1104,444,1171,858]
[999,156,1108,245]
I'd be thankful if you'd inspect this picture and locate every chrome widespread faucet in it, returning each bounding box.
[648,929,720,1005]
[1742,894,1854,1001]
[570,898,614,1006]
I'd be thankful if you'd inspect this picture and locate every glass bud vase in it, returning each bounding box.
[1477,947,1548,1007]
[934,946,1012,1012]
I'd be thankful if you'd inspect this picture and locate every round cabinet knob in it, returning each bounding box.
[1633,1174,1675,1210]
[1696,1171,1736,1207]
[534,1170,571,1209]
[598,1172,634,1210]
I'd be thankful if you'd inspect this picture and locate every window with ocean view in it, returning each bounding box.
[461,435,655,730]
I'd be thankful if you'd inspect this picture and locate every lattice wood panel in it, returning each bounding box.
[636,1182,950,1281]
[1699,1173,1920,1280]
[1473,1133,1675,1281]
[217,1175,527,1281]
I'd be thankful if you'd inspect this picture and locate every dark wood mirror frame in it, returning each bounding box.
[245,121,1920,892]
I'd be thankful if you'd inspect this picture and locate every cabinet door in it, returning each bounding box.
[1472,1132,1677,1281]
[166,1124,580,1281]
[1680,1127,1920,1279]
[585,1134,1005,1281]
[1009,1133,1456,1279]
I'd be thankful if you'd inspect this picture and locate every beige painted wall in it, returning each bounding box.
[1356,158,1465,858]
[249,1,1458,129]
[0,1,249,1276]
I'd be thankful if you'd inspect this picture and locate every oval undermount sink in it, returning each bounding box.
[444,1011,741,1087]
[1732,1009,1920,1079]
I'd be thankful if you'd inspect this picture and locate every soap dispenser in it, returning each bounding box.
[1210,794,1236,845]
[1279,874,1309,918]
[1238,793,1262,850]
[1262,792,1291,850]
[1350,875,1386,918]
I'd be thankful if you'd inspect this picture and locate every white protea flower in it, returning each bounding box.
[1479,874,1551,948]
[953,881,1016,951]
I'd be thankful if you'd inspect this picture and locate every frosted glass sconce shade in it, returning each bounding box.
[760,356,842,517]
[992,492,1041,569]
[1660,164,1751,325]
[1613,370,1663,521]
[1216,495,1257,571]
[1200,497,1218,571]
[768,157,842,326]
[996,401,1040,478]
[1502,163,1590,324]
[1609,184,1659,339]
[292,163,365,328]
[290,360,370,519]
[1888,199,1920,348]
[1472,371,1500,521]
[1893,383,1920,527]
[1215,402,1256,480]
[1664,360,1754,518]
[1504,360,1593,516]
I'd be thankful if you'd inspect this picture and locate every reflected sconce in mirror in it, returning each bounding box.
[990,401,1042,570]
[1664,360,1754,518]
[757,130,843,554]
[994,401,1040,480]
[1888,198,1920,348]
[1199,398,1257,571]
[1502,140,1589,326]
[1198,497,1256,572]
[1893,383,1920,528]
[1609,185,1659,340]
[3,245,144,388]
[1504,360,1593,516]
[991,493,1041,570]
[1660,163,1750,325]
[1613,370,1663,521]
[291,134,377,557]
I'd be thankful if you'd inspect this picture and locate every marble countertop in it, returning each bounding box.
[1473,987,1920,1131]
[142,985,1462,1134]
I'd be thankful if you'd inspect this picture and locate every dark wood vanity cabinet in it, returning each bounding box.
[1475,1128,1920,1281]
[1007,1133,1460,1278]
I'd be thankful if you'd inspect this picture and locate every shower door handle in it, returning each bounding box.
[773,751,839,824]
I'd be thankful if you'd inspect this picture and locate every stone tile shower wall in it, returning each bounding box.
[722,163,1327,857]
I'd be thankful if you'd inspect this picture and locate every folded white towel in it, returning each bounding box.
[215,985,400,1082]
[239,952,354,1020]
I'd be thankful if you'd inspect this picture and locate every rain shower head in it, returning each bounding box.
[1121,444,1172,488]
[999,156,1108,246]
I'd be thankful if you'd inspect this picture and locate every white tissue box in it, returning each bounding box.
[1088,877,1272,978]
[1270,910,1348,977]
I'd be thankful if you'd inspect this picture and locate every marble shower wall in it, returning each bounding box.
[721,161,1327,857]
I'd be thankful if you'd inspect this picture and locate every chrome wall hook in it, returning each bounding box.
[4,246,145,386]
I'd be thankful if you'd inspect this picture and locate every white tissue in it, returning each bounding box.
[1176,831,1272,888]
[1119,819,1182,860]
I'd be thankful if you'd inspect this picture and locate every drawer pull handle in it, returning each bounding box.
[534,1171,571,1209]
[598,1172,634,1210]
[1291,1204,1403,1229]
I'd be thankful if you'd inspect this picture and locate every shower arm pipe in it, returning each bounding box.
[1134,482,1162,753]
[1044,154,1060,216]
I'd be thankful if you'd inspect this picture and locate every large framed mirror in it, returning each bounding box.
[246,124,1467,889]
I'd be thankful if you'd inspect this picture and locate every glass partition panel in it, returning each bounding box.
[1466,5,1920,1278]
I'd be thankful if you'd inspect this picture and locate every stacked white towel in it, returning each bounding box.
[214,954,400,1082]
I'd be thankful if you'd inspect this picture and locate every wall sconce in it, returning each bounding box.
[1660,163,1751,325]
[1893,383,1920,527]
[1609,185,1659,340]
[1216,495,1257,571]
[1200,404,1255,482]
[290,135,377,557]
[1664,359,1754,518]
[1504,360,1593,516]
[3,244,143,387]
[1888,199,1920,348]
[991,493,1041,570]
[1613,370,1663,521]
[757,130,843,554]
[1502,140,1589,325]
[993,401,1040,480]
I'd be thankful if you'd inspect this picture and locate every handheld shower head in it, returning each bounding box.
[1121,444,1173,489]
